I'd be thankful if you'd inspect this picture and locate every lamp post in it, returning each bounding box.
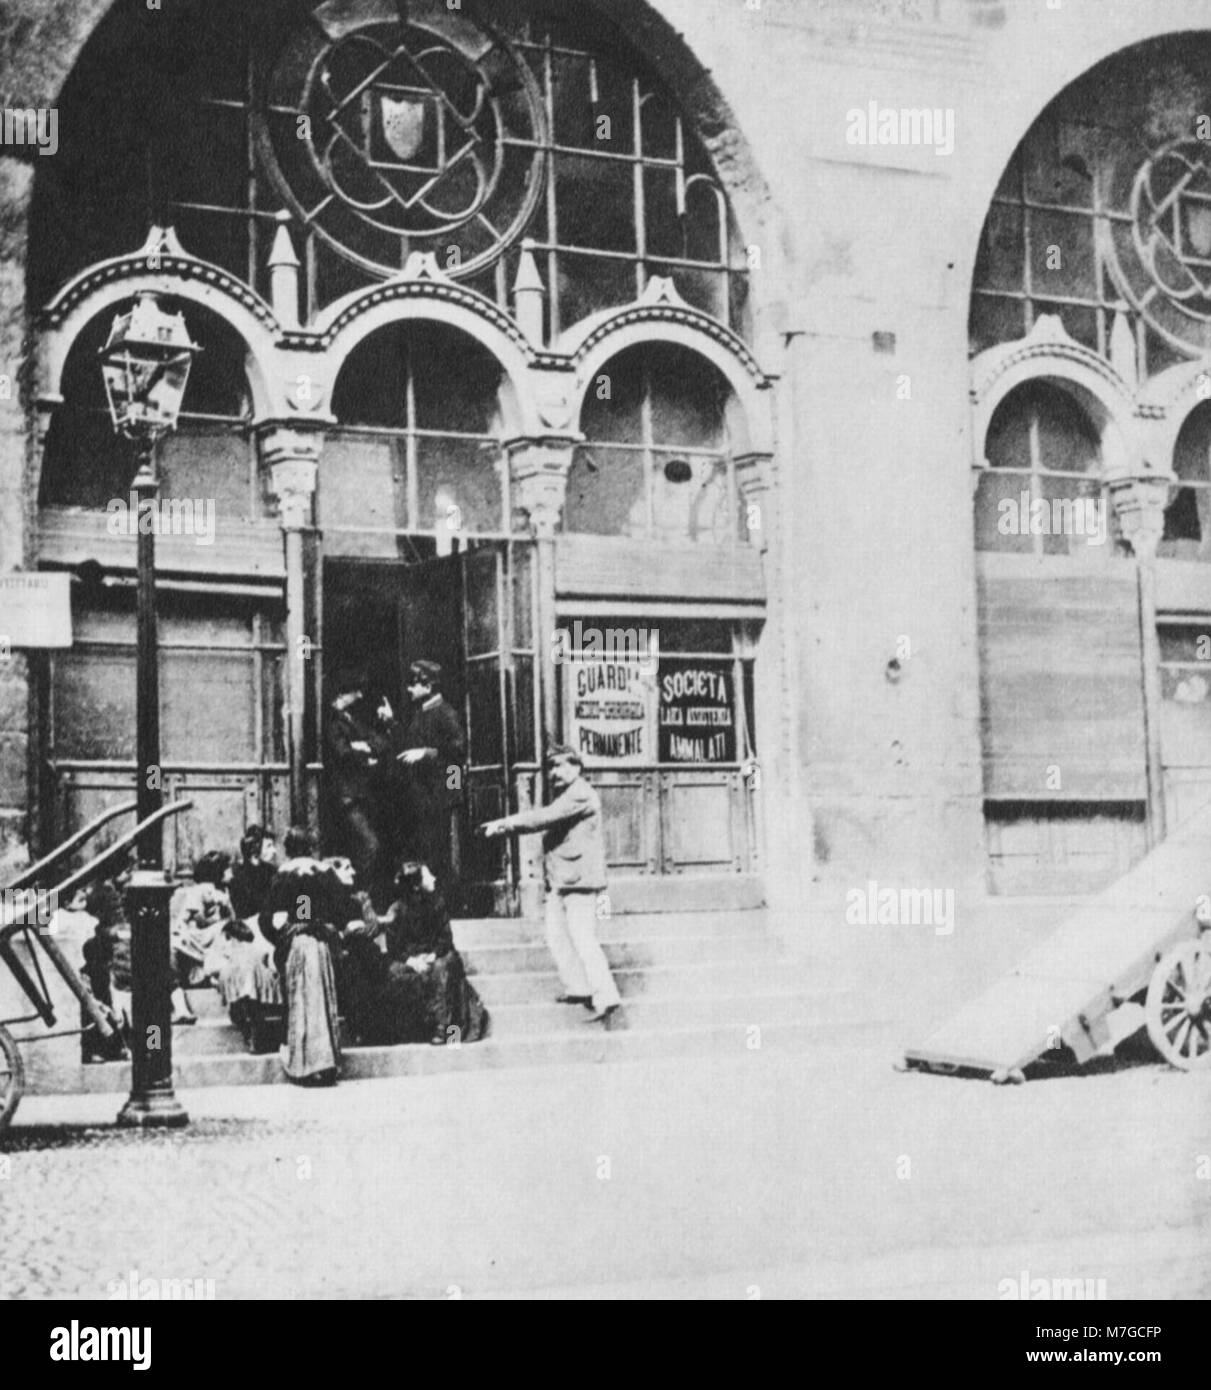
[99,292,200,1129]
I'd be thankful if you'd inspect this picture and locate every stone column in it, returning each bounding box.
[506,437,577,750]
[505,438,576,918]
[1107,462,1177,846]
[732,450,776,881]
[257,425,323,827]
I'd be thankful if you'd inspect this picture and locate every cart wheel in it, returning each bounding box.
[1145,943,1211,1071]
[0,1024,25,1129]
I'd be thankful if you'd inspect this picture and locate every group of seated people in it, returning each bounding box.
[80,823,488,1086]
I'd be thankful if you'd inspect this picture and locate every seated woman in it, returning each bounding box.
[168,850,234,1024]
[323,857,389,1047]
[259,827,354,1086]
[370,863,488,1046]
[227,824,278,920]
[213,828,283,1050]
[214,912,282,1051]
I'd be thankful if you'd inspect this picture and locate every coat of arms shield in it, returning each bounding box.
[1185,200,1211,259]
[377,93,428,162]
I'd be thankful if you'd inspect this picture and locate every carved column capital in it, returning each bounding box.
[1105,462,1176,562]
[255,423,323,531]
[734,451,775,549]
[505,435,580,539]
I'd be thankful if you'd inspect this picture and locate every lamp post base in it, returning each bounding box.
[116,868,189,1130]
[116,1091,190,1129]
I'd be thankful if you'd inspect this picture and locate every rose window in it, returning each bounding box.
[259,6,546,280]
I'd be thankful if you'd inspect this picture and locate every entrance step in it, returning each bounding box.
[451,911,777,949]
[484,987,855,1038]
[71,1013,874,1094]
[460,933,782,975]
[28,908,869,1096]
[475,959,817,1005]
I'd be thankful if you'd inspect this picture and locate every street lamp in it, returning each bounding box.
[100,291,200,1130]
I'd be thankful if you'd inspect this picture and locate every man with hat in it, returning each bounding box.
[383,659,466,907]
[326,666,393,908]
[480,745,621,1023]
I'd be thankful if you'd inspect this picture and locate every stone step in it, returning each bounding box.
[451,911,776,949]
[485,987,854,1037]
[460,933,780,975]
[178,980,849,1052]
[474,960,818,1005]
[68,1014,887,1094]
[171,1016,254,1054]
[182,987,244,1021]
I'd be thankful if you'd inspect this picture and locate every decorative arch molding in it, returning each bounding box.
[969,315,1138,477]
[37,228,279,418]
[562,279,774,456]
[1137,359,1211,466]
[315,262,539,438]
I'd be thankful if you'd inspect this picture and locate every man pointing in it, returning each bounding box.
[480,746,621,1023]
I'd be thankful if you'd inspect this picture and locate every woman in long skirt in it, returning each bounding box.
[259,827,356,1086]
[281,930,341,1084]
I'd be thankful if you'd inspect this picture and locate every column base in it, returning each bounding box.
[116,1091,189,1129]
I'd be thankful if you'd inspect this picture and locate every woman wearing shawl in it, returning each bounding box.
[369,863,489,1046]
[258,827,354,1086]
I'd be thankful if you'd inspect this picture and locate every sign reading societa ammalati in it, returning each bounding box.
[658,661,736,764]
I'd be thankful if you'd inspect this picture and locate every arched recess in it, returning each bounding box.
[1139,360,1211,466]
[325,318,523,538]
[37,248,279,419]
[39,299,260,517]
[567,312,773,459]
[969,318,1137,481]
[567,336,761,545]
[322,294,534,441]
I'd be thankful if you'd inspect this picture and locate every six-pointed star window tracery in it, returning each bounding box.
[261,15,546,279]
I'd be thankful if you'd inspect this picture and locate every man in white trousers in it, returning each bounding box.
[480,746,621,1023]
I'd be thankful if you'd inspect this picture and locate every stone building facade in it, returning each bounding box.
[2,0,1211,927]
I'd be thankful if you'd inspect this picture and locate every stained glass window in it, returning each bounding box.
[31,0,749,338]
[970,36,1211,368]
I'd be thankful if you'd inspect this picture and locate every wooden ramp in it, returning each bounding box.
[905,802,1211,1077]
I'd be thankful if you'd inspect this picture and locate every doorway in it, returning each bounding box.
[320,542,539,915]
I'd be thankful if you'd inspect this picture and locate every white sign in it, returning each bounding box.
[0,572,72,648]
[564,656,656,765]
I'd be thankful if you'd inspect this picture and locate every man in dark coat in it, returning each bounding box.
[383,660,466,909]
[326,668,393,908]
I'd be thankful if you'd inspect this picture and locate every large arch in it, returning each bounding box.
[36,234,278,420]
[960,15,1211,315]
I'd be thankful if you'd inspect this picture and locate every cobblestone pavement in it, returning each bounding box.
[1,1039,1209,1299]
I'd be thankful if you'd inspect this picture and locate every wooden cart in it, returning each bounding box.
[0,800,191,1128]
[905,800,1211,1080]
